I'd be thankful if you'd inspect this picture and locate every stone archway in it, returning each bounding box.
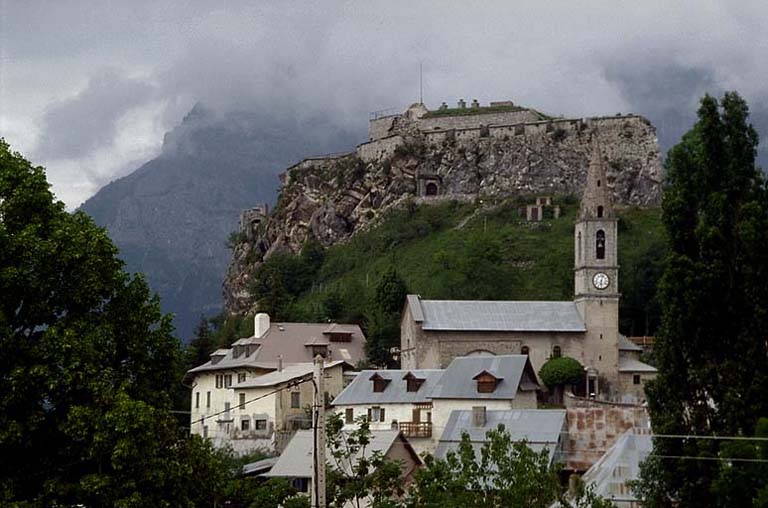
[425,182,438,196]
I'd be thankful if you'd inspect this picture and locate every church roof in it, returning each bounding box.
[407,295,586,332]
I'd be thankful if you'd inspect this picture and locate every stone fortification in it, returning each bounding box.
[223,102,663,314]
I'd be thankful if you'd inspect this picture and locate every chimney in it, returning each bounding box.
[254,313,270,338]
[457,99,466,109]
[472,406,486,427]
[277,355,283,372]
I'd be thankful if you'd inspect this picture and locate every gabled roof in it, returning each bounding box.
[332,369,444,406]
[406,295,586,333]
[618,358,657,373]
[429,355,539,400]
[233,361,350,389]
[263,429,420,478]
[434,409,567,464]
[186,321,366,376]
[619,335,643,352]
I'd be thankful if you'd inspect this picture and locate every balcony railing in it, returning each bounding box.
[399,421,432,438]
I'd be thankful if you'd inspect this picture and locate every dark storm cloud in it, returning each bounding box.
[4,1,768,206]
[35,70,156,160]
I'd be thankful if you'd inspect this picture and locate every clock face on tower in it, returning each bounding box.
[593,272,610,290]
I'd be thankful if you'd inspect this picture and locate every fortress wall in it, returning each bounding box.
[369,115,400,140]
[356,135,405,162]
[417,109,542,131]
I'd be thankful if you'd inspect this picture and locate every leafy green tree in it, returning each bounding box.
[539,356,584,388]
[406,425,612,508]
[637,93,768,507]
[0,140,225,507]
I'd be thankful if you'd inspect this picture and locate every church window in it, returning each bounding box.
[596,230,606,259]
[553,345,562,358]
[521,345,529,355]
[597,205,603,218]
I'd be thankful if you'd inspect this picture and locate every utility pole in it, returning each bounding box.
[312,355,327,508]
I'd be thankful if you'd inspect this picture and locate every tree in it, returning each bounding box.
[186,315,215,369]
[365,267,408,367]
[539,356,584,403]
[0,140,224,506]
[406,425,612,508]
[636,93,768,507]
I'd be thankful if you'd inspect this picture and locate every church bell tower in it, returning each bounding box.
[574,135,620,396]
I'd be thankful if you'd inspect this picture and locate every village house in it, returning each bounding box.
[434,408,567,466]
[185,313,365,450]
[399,138,656,402]
[261,429,421,497]
[332,354,541,455]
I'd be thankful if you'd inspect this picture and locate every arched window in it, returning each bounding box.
[596,230,605,260]
[521,345,530,356]
[577,232,582,263]
[597,205,603,218]
[553,345,562,358]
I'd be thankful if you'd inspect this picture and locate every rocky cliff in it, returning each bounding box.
[224,109,662,315]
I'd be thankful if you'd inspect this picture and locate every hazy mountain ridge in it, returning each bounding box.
[80,104,359,340]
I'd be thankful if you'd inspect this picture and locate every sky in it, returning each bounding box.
[3,0,768,209]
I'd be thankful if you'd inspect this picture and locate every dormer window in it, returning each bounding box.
[370,373,391,393]
[310,344,328,358]
[473,371,502,394]
[403,372,425,392]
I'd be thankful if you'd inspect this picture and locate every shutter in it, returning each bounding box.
[367,408,372,421]
[380,408,386,422]
[412,408,420,423]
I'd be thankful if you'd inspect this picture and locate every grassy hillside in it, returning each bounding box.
[276,196,666,337]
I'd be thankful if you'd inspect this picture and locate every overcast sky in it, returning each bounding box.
[3,0,768,208]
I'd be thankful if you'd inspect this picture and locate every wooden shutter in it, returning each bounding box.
[412,408,420,423]
[380,408,386,422]
[345,408,354,424]
[367,408,372,421]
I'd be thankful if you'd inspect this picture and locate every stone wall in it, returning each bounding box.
[564,403,650,471]
[416,109,544,132]
[356,135,405,162]
[369,115,400,140]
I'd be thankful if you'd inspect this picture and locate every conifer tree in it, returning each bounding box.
[637,93,768,507]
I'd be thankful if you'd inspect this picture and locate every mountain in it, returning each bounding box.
[80,104,359,341]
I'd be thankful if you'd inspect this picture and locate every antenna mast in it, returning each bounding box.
[419,62,423,104]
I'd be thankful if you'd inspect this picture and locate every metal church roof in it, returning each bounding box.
[407,295,586,333]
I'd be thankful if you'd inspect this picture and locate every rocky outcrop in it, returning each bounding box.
[224,114,662,315]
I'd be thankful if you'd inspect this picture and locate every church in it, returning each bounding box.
[399,137,656,402]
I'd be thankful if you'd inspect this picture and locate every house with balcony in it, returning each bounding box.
[185,312,365,453]
[332,354,541,456]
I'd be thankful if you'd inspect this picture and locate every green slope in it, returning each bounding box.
[280,196,666,337]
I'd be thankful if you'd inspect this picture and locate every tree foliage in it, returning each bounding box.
[539,356,584,389]
[637,93,768,507]
[0,140,229,507]
[365,266,408,367]
[406,425,612,508]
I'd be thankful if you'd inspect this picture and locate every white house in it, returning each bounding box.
[332,354,541,455]
[185,313,365,452]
